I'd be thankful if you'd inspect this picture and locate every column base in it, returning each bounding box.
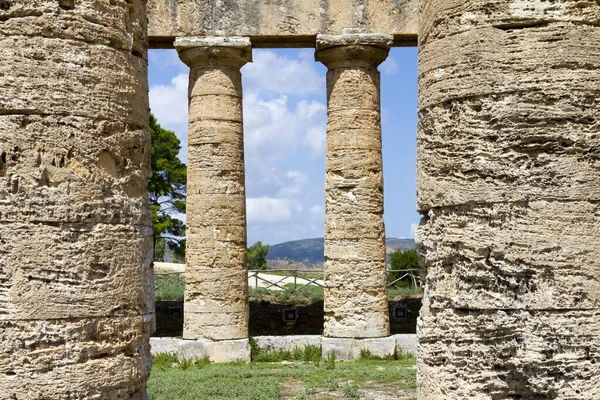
[150,337,251,363]
[322,336,397,361]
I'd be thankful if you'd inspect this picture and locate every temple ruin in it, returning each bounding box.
[0,0,598,398]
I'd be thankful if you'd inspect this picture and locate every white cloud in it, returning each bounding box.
[410,223,419,239]
[243,93,326,160]
[149,73,189,161]
[380,57,398,76]
[247,197,301,223]
[243,50,325,95]
[310,205,324,219]
[277,170,309,197]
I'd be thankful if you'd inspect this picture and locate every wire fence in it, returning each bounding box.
[154,268,420,293]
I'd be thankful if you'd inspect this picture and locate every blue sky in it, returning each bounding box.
[148,47,419,245]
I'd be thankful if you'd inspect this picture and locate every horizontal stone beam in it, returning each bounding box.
[148,0,418,48]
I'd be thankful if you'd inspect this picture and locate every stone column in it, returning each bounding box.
[175,38,251,350]
[0,0,153,398]
[316,35,392,341]
[417,2,600,399]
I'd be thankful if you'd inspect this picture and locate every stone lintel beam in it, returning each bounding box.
[175,37,251,342]
[316,34,391,339]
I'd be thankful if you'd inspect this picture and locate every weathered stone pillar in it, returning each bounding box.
[417,2,600,399]
[0,1,153,398]
[316,35,392,340]
[175,38,251,350]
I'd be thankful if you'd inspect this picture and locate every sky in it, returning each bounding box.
[148,47,420,246]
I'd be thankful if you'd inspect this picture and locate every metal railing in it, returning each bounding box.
[154,268,420,293]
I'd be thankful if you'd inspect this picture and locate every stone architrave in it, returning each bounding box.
[417,2,600,399]
[316,34,392,339]
[175,37,251,341]
[0,0,153,397]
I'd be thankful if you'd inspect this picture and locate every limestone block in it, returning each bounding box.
[252,335,323,353]
[325,186,384,214]
[418,200,600,310]
[325,214,384,239]
[189,67,243,97]
[150,337,251,363]
[188,94,244,122]
[188,120,244,146]
[325,238,386,262]
[327,148,383,171]
[322,337,396,361]
[0,115,150,225]
[326,170,383,189]
[0,223,153,320]
[187,142,245,170]
[186,224,246,242]
[186,236,246,269]
[0,38,148,124]
[186,194,246,223]
[418,308,600,400]
[0,316,153,399]
[0,0,147,54]
[147,0,418,46]
[184,311,248,341]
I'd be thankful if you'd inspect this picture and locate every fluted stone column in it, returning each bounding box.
[175,38,251,345]
[417,2,600,399]
[316,35,392,339]
[0,1,153,398]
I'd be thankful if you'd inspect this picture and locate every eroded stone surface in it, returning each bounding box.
[176,39,251,341]
[148,0,418,47]
[417,2,600,398]
[0,0,152,397]
[317,35,391,339]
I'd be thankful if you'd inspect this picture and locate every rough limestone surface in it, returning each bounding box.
[176,38,251,341]
[316,35,392,339]
[147,0,418,48]
[417,1,600,399]
[0,0,153,398]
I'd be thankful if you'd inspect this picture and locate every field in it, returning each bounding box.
[148,352,417,400]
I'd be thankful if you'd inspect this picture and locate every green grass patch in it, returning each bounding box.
[154,274,185,301]
[148,353,416,400]
[250,339,322,363]
[249,284,324,306]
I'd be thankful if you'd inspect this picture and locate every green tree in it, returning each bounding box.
[388,249,419,286]
[149,113,187,261]
[248,241,270,270]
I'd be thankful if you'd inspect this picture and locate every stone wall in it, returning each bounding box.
[416,1,600,399]
[0,0,153,397]
[147,0,418,48]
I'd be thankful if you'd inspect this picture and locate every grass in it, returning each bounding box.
[250,339,322,363]
[155,273,421,303]
[154,274,185,301]
[148,352,417,400]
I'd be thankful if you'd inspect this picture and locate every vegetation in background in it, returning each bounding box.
[249,284,324,305]
[388,249,420,288]
[148,352,416,400]
[249,339,322,363]
[149,113,187,261]
[248,241,270,270]
[154,274,185,301]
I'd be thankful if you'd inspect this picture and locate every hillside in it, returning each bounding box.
[267,237,416,266]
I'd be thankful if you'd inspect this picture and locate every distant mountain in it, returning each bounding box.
[267,237,416,267]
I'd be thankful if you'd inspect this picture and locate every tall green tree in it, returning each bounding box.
[390,249,419,270]
[388,249,419,286]
[248,241,270,270]
[149,113,187,261]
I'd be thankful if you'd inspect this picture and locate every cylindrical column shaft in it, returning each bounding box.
[0,0,153,397]
[316,35,392,338]
[417,2,600,399]
[176,38,251,341]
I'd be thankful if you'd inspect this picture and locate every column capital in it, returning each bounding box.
[315,34,393,69]
[174,36,252,69]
